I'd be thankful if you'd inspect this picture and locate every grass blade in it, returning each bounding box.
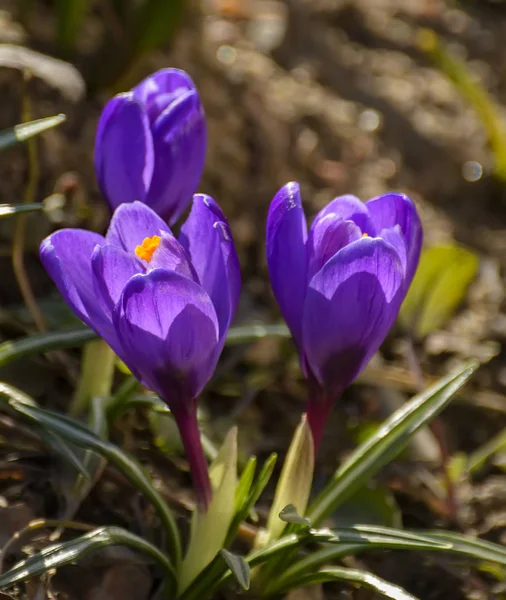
[0,526,175,591]
[6,399,181,567]
[226,453,277,546]
[0,323,290,369]
[0,114,66,151]
[414,530,506,566]
[263,526,451,595]
[219,549,250,591]
[57,0,89,56]
[0,327,96,367]
[0,203,43,218]
[279,566,419,600]
[0,382,88,477]
[307,362,478,525]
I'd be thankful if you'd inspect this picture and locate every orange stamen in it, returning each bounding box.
[362,232,369,238]
[135,235,161,262]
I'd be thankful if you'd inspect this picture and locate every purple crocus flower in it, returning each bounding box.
[266,182,422,450]
[94,68,206,224]
[40,198,240,508]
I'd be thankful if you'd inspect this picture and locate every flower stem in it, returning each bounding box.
[306,379,337,454]
[174,407,212,510]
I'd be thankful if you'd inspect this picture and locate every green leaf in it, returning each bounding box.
[0,382,89,477]
[225,452,277,547]
[279,504,311,526]
[57,0,89,55]
[181,532,319,600]
[400,245,479,339]
[0,114,66,151]
[5,399,181,566]
[468,428,506,474]
[225,323,290,345]
[0,203,43,218]
[66,396,109,519]
[0,526,175,591]
[70,338,116,416]
[179,427,238,593]
[415,530,506,566]
[278,566,419,600]
[419,30,506,182]
[233,456,257,516]
[130,0,185,57]
[219,549,250,591]
[307,361,478,525]
[263,525,451,596]
[334,484,402,528]
[0,323,290,370]
[0,327,96,368]
[257,415,314,547]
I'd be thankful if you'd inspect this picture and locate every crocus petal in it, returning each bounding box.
[40,229,118,342]
[114,269,220,404]
[179,195,240,342]
[145,91,207,223]
[302,237,404,394]
[312,194,376,237]
[91,244,143,318]
[94,93,154,211]
[307,217,362,280]
[106,201,170,253]
[266,182,308,347]
[366,193,422,286]
[149,231,199,282]
[133,68,197,123]
[379,225,408,278]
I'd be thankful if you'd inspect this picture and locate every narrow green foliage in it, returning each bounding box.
[0,327,96,367]
[0,114,66,151]
[400,245,479,339]
[416,530,506,567]
[225,453,277,546]
[468,427,506,473]
[307,362,478,525]
[0,323,290,370]
[257,415,314,547]
[0,382,88,476]
[0,526,175,592]
[70,339,116,416]
[278,504,311,526]
[130,0,185,57]
[419,29,506,182]
[274,566,418,600]
[233,457,257,515]
[57,0,89,56]
[225,323,289,345]
[0,203,43,218]
[219,550,250,591]
[5,399,182,566]
[180,428,238,593]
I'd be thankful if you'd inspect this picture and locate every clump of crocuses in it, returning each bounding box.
[40,198,240,507]
[94,69,206,223]
[266,182,422,449]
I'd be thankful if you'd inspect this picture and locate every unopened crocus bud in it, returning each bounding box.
[266,183,422,450]
[94,69,206,224]
[41,198,240,508]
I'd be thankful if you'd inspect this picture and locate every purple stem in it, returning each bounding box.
[306,378,338,454]
[173,407,212,510]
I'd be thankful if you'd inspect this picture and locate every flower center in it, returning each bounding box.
[362,232,369,238]
[135,235,161,262]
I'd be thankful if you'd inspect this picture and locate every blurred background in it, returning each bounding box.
[2,2,506,597]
